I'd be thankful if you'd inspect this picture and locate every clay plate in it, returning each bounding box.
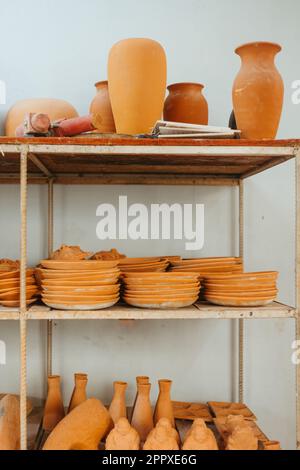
[205,289,278,298]
[118,257,162,265]
[123,272,199,280]
[42,279,119,288]
[40,260,119,270]
[0,298,38,308]
[0,269,35,280]
[205,295,276,307]
[172,401,213,422]
[42,299,119,310]
[204,282,277,292]
[204,272,278,282]
[208,401,257,420]
[43,285,120,294]
[42,293,119,302]
[123,297,198,309]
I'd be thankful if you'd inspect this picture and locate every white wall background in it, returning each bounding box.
[0,0,298,449]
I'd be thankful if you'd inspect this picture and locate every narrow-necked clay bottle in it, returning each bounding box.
[131,382,153,442]
[131,376,149,420]
[43,375,65,432]
[90,81,116,133]
[153,380,175,427]
[109,381,128,425]
[68,373,88,413]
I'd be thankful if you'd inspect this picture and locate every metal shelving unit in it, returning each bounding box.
[0,136,299,450]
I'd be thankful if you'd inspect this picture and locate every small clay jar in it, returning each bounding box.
[68,373,88,413]
[109,381,128,425]
[163,83,208,125]
[90,81,116,133]
[43,375,65,432]
[153,380,175,427]
[131,382,153,442]
[105,418,140,450]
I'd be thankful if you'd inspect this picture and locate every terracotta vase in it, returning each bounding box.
[153,380,175,427]
[68,373,88,413]
[232,42,284,139]
[131,376,149,419]
[5,98,78,136]
[109,381,128,424]
[131,382,153,442]
[108,38,167,135]
[89,81,116,133]
[43,375,65,432]
[164,83,208,125]
[105,418,140,450]
[43,398,112,450]
[0,395,20,450]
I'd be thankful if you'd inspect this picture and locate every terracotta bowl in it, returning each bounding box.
[170,257,242,267]
[0,277,36,290]
[0,269,35,280]
[0,298,38,308]
[38,269,120,280]
[0,288,39,301]
[204,281,277,291]
[125,288,200,296]
[42,279,119,288]
[123,272,199,280]
[119,257,162,265]
[170,265,243,273]
[40,260,119,270]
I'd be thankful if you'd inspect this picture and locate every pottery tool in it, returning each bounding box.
[16,114,96,137]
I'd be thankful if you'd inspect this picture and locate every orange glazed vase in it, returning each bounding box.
[131,382,153,442]
[163,83,208,125]
[43,375,65,432]
[109,381,128,425]
[5,98,78,136]
[153,380,175,427]
[68,373,88,413]
[89,81,116,133]
[232,42,284,139]
[108,38,167,135]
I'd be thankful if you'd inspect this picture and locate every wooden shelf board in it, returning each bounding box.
[0,138,298,184]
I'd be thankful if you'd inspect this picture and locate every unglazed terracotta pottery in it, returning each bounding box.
[182,419,218,450]
[263,440,281,450]
[0,259,20,271]
[92,248,126,260]
[233,42,284,139]
[43,375,65,433]
[123,297,198,309]
[109,382,128,425]
[131,382,153,442]
[225,415,258,451]
[108,38,167,135]
[90,81,116,133]
[143,418,179,451]
[0,395,20,450]
[51,245,92,261]
[105,418,140,450]
[164,83,208,125]
[153,380,175,427]
[43,398,112,450]
[5,98,78,136]
[68,373,88,413]
[40,260,119,270]
[131,376,150,421]
[42,299,119,311]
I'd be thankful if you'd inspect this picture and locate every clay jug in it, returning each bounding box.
[43,375,65,432]
[232,42,284,139]
[89,81,116,133]
[109,381,128,424]
[164,83,208,125]
[131,382,153,442]
[108,38,167,135]
[105,418,140,450]
[43,398,112,450]
[0,395,20,450]
[153,380,174,427]
[68,373,88,413]
[5,98,78,136]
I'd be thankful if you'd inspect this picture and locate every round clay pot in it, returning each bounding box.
[131,383,154,442]
[108,38,167,135]
[43,375,65,432]
[232,42,284,139]
[68,373,88,413]
[109,382,128,425]
[164,83,208,125]
[153,380,175,427]
[89,81,116,133]
[5,98,78,136]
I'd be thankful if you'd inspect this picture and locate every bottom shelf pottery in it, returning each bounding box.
[205,296,275,307]
[42,299,119,310]
[123,297,198,309]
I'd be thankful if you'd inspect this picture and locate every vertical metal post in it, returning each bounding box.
[47,178,54,377]
[295,152,300,450]
[20,145,28,450]
[239,179,245,403]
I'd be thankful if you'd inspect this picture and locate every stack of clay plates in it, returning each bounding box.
[169,257,243,276]
[38,260,121,310]
[119,257,169,274]
[0,269,39,307]
[203,272,279,307]
[122,272,201,309]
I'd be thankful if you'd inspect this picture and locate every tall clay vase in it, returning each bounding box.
[131,383,153,442]
[43,376,65,432]
[109,381,128,425]
[89,81,116,133]
[163,83,208,125]
[108,38,167,135]
[153,380,175,427]
[131,376,149,420]
[232,42,284,139]
[68,373,88,413]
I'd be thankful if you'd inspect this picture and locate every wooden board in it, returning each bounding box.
[173,401,213,422]
[208,401,257,420]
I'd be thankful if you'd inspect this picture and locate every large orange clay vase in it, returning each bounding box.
[232,42,284,139]
[68,373,88,413]
[153,380,175,427]
[108,38,167,135]
[109,381,128,424]
[164,83,208,125]
[43,375,65,433]
[89,81,116,133]
[131,382,153,442]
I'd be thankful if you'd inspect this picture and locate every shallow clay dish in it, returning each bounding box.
[123,297,198,309]
[123,272,199,280]
[0,278,36,290]
[205,289,278,298]
[43,285,120,294]
[42,293,119,302]
[42,279,119,288]
[204,272,278,282]
[205,295,276,307]
[118,257,162,265]
[204,282,277,292]
[171,257,242,267]
[0,269,35,280]
[42,299,119,310]
[0,289,39,301]
[40,260,119,270]
[170,266,243,273]
[1,298,38,308]
[38,269,120,280]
